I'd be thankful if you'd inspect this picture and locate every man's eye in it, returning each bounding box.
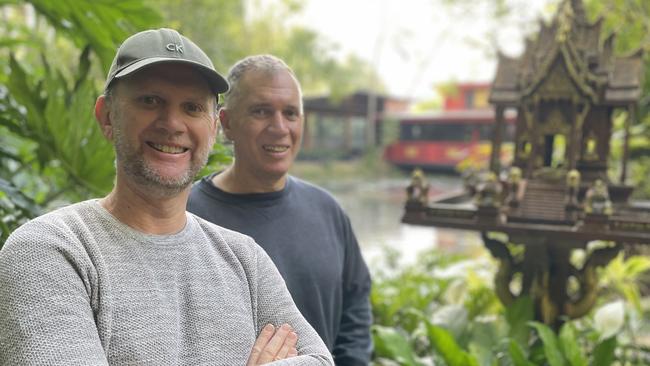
[252,108,270,117]
[140,96,162,106]
[284,109,300,120]
[185,103,204,114]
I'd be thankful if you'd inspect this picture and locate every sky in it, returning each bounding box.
[277,0,557,102]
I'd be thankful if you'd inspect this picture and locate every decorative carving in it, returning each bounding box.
[564,243,621,318]
[584,179,612,215]
[542,107,569,135]
[462,169,480,197]
[482,233,622,328]
[475,172,502,208]
[406,168,430,207]
[539,61,577,98]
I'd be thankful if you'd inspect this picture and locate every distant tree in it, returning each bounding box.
[149,0,384,99]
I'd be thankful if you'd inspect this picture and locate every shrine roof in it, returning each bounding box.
[489,0,644,105]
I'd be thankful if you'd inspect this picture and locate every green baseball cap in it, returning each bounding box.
[105,28,229,94]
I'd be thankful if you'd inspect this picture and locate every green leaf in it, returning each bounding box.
[8,54,46,134]
[528,339,547,365]
[623,256,650,276]
[591,336,617,366]
[73,45,92,93]
[559,323,587,366]
[432,304,468,340]
[0,113,25,137]
[0,37,40,48]
[0,144,20,162]
[371,325,421,366]
[426,322,479,366]
[0,177,41,216]
[508,339,535,366]
[506,296,534,347]
[529,321,566,366]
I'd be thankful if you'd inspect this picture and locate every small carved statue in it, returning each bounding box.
[584,179,612,215]
[406,168,430,206]
[476,172,502,207]
[462,169,479,197]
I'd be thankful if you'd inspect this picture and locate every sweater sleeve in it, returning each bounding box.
[0,222,108,366]
[332,215,373,366]
[251,244,334,365]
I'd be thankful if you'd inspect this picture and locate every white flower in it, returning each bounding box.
[594,300,625,341]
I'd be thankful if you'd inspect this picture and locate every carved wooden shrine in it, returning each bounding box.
[402,0,648,328]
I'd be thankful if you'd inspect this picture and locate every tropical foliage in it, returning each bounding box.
[370,246,650,365]
[0,0,161,244]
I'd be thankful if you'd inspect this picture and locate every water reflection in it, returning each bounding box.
[314,174,484,269]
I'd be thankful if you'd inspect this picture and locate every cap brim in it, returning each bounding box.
[114,57,229,94]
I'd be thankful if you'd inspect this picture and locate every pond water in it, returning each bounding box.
[311,174,485,270]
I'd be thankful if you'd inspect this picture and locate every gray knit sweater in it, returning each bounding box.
[0,200,333,365]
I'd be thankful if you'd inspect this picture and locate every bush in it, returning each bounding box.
[370,246,650,365]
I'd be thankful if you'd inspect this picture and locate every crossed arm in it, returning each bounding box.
[247,323,298,365]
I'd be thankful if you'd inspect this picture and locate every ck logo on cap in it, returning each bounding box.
[166,43,184,53]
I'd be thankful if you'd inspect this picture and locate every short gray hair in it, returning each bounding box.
[222,54,302,109]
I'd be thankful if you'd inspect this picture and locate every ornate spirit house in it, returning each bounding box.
[403,0,649,327]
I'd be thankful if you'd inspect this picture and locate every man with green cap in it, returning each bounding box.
[0,28,332,365]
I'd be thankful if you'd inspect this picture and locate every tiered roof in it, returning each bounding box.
[490,0,643,106]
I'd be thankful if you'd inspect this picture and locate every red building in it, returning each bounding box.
[443,82,492,111]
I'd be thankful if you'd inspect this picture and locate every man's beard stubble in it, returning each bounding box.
[112,125,209,198]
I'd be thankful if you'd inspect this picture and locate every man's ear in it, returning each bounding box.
[95,95,114,141]
[219,108,234,140]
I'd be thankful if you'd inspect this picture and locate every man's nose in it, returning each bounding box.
[156,106,188,134]
[268,111,289,134]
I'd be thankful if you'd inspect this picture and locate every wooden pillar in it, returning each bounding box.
[366,92,377,150]
[490,105,505,174]
[620,104,635,184]
[568,104,579,170]
[548,243,572,330]
[344,114,352,153]
[525,104,539,178]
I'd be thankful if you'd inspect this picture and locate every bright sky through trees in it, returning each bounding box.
[269,0,556,101]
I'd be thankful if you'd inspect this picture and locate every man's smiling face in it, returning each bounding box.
[221,69,303,187]
[106,63,217,195]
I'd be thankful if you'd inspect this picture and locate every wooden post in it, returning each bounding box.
[568,104,578,170]
[526,104,539,178]
[366,92,377,151]
[302,111,312,151]
[620,104,635,184]
[344,114,352,154]
[490,106,505,174]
